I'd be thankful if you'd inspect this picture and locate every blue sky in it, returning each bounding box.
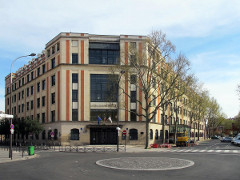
[0,0,240,117]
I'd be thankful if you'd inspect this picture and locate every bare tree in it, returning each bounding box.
[111,30,194,148]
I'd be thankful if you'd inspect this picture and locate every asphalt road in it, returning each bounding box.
[0,140,239,180]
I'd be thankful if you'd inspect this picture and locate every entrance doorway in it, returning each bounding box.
[90,127,117,145]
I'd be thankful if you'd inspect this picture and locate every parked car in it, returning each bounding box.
[211,136,219,139]
[231,135,240,144]
[232,137,240,146]
[221,137,232,142]
[234,139,240,146]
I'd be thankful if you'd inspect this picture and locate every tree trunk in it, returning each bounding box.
[162,106,165,144]
[145,120,149,149]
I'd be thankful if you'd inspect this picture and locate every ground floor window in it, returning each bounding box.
[155,130,158,139]
[90,109,117,122]
[150,129,153,139]
[70,129,79,140]
[129,129,138,140]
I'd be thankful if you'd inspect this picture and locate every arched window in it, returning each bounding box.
[54,129,58,140]
[42,130,46,140]
[155,130,158,139]
[150,129,153,139]
[129,129,138,140]
[70,129,79,140]
[165,130,169,139]
[195,132,198,138]
[191,132,194,138]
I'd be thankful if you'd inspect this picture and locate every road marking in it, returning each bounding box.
[233,150,239,153]
[192,150,199,152]
[216,150,222,153]
[224,150,230,153]
[207,150,214,152]
[199,150,206,152]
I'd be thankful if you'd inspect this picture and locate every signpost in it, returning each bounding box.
[122,130,127,151]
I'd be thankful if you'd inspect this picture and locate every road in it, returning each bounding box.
[0,140,239,180]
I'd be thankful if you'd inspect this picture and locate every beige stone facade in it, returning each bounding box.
[5,32,205,146]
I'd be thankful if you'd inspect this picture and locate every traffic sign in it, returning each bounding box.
[10,124,14,129]
[10,129,14,134]
[122,130,127,135]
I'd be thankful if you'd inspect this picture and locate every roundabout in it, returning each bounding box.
[96,157,195,171]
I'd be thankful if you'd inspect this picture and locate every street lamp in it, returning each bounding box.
[116,70,125,152]
[9,53,36,159]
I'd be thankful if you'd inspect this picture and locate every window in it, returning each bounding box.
[51,110,55,122]
[72,90,78,102]
[130,110,137,121]
[31,100,33,110]
[22,90,24,99]
[42,64,46,74]
[27,74,30,82]
[130,55,136,65]
[37,82,40,92]
[155,130,159,139]
[31,71,34,80]
[18,92,20,100]
[37,67,40,77]
[52,46,55,54]
[70,129,79,140]
[90,74,118,102]
[47,49,50,57]
[51,75,55,86]
[22,77,24,86]
[37,98,40,108]
[51,93,55,104]
[18,105,20,113]
[42,113,45,123]
[130,75,137,84]
[129,129,138,140]
[27,102,29,111]
[72,40,78,47]
[72,73,78,83]
[42,96,45,107]
[42,80,46,90]
[89,43,120,64]
[31,86,34,95]
[51,58,55,69]
[90,109,117,122]
[57,42,60,51]
[130,91,136,103]
[150,129,153,139]
[22,104,24,113]
[72,109,78,121]
[72,53,78,64]
[19,80,21,88]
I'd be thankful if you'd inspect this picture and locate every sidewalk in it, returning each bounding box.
[0,148,36,164]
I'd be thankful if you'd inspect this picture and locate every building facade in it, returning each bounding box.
[5,33,205,146]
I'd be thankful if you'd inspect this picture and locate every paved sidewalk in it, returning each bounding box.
[0,148,36,164]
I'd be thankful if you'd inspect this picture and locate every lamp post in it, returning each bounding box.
[9,53,36,159]
[116,70,125,152]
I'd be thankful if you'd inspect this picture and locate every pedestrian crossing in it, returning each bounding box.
[160,148,240,154]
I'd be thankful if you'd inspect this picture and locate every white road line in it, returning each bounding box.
[233,150,239,153]
[192,150,199,152]
[224,150,230,153]
[207,150,214,152]
[216,150,222,153]
[199,150,206,152]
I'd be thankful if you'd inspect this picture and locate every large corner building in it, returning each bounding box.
[5,33,205,146]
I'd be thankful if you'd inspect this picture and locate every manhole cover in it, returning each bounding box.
[96,157,194,171]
